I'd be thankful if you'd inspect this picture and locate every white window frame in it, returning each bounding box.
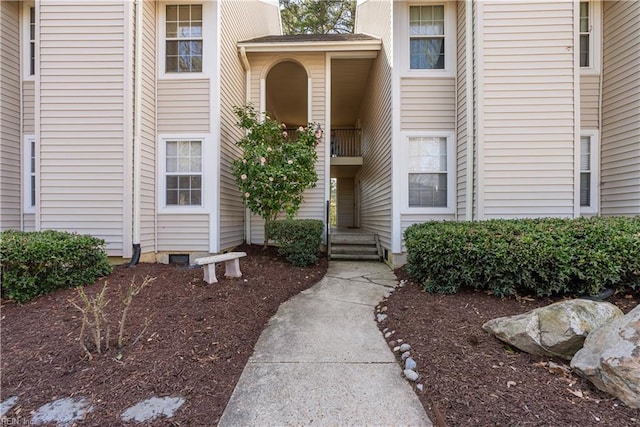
[579,130,599,215]
[158,1,213,80]
[401,131,456,214]
[399,1,456,77]
[23,135,37,213]
[21,1,36,80]
[157,135,211,214]
[579,0,601,75]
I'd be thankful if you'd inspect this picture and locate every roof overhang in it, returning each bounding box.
[238,34,382,55]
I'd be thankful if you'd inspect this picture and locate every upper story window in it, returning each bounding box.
[29,6,35,75]
[406,134,455,210]
[22,2,36,79]
[409,5,445,70]
[578,1,601,74]
[165,4,203,73]
[579,2,590,67]
[401,2,455,76]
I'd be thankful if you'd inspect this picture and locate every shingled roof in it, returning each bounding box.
[241,33,380,44]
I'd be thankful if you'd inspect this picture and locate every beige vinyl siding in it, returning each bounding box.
[23,81,35,133]
[139,0,156,252]
[478,1,576,219]
[0,0,21,230]
[219,0,280,251]
[157,215,209,251]
[246,52,327,245]
[600,0,640,216]
[38,1,127,254]
[23,214,35,231]
[354,0,392,249]
[157,79,210,133]
[400,78,455,130]
[456,0,468,216]
[580,74,600,129]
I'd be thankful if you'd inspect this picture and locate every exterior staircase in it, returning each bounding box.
[329,229,381,261]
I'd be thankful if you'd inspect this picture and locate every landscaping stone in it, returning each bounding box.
[120,396,185,423]
[376,313,388,322]
[482,299,623,360]
[399,343,411,352]
[404,369,419,382]
[405,357,417,371]
[0,396,18,417]
[401,351,411,361]
[31,397,93,426]
[571,305,640,408]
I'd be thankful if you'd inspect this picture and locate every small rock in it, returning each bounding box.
[382,328,389,334]
[389,340,396,347]
[401,351,411,361]
[404,369,419,382]
[376,313,388,322]
[393,346,401,352]
[400,343,411,352]
[417,384,424,392]
[397,339,404,343]
[384,332,392,338]
[405,357,417,370]
[381,306,388,312]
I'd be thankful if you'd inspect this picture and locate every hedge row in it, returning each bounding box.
[405,217,640,297]
[1,230,112,302]
[267,219,323,267]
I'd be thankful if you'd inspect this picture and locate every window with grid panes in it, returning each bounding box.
[165,140,202,205]
[409,5,445,70]
[165,4,203,72]
[408,136,448,207]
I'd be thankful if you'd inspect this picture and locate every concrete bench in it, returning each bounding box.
[194,252,247,284]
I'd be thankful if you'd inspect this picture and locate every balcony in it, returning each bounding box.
[330,129,362,167]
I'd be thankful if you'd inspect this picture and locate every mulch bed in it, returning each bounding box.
[3,247,639,426]
[382,267,640,427]
[1,244,327,426]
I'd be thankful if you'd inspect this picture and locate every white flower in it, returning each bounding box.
[298,126,304,132]
[260,157,266,165]
[287,159,293,165]
[283,176,287,180]
[241,174,247,180]
[244,192,250,198]
[267,147,272,152]
[242,159,247,164]
[282,131,288,138]
[269,177,274,182]
[281,123,287,129]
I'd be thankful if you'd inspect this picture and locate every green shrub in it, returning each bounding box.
[1,230,113,302]
[405,217,640,297]
[267,219,323,267]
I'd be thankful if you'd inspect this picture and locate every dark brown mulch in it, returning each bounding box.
[3,248,639,427]
[1,244,327,426]
[382,267,640,427]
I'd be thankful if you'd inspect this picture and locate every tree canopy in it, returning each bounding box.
[279,0,356,35]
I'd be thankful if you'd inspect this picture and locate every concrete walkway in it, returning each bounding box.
[218,261,432,427]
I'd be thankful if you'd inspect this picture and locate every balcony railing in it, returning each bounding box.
[330,128,361,157]
[283,128,362,157]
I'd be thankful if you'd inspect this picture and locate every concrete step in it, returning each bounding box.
[331,245,378,255]
[330,253,381,261]
[330,234,376,245]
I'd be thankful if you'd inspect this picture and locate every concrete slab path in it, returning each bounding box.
[218,261,432,427]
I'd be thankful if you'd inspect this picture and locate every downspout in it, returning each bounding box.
[129,0,143,266]
[19,10,24,232]
[240,47,252,244]
[464,0,475,221]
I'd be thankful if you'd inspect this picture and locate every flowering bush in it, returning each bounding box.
[232,104,319,247]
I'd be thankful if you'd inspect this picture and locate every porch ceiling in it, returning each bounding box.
[332,58,374,127]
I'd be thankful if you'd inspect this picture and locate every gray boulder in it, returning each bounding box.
[571,304,640,408]
[482,299,623,360]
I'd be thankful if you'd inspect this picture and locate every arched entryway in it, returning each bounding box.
[265,60,308,128]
